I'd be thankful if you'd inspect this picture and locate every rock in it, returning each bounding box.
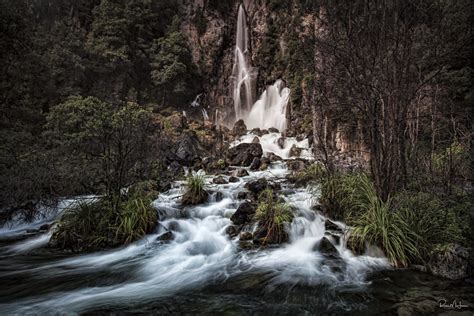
[259,163,269,171]
[325,219,343,232]
[346,235,364,256]
[168,161,183,175]
[260,129,269,135]
[277,137,286,149]
[39,223,51,231]
[267,152,282,162]
[428,244,469,279]
[213,176,228,184]
[232,119,247,136]
[168,112,187,130]
[296,134,306,142]
[251,136,260,143]
[239,240,257,250]
[181,189,208,205]
[227,143,263,166]
[228,176,239,183]
[250,128,263,136]
[245,178,281,196]
[287,159,306,172]
[156,231,173,242]
[313,237,339,257]
[233,169,249,177]
[214,191,224,202]
[268,127,279,133]
[249,157,261,170]
[237,191,248,199]
[225,225,239,238]
[289,144,302,157]
[175,131,201,166]
[157,179,172,192]
[261,157,270,164]
[240,231,253,241]
[230,202,256,225]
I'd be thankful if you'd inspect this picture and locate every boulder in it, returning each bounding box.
[237,191,248,199]
[232,119,247,136]
[268,127,279,133]
[313,237,339,257]
[213,176,228,184]
[296,134,306,142]
[225,225,239,238]
[156,231,173,242]
[259,163,269,171]
[240,231,253,241]
[287,159,306,172]
[267,152,282,162]
[252,136,260,144]
[289,144,302,157]
[228,176,239,183]
[230,202,256,225]
[245,178,281,196]
[428,244,469,279]
[214,191,224,202]
[227,143,263,166]
[233,168,249,177]
[175,131,201,166]
[250,157,261,170]
[277,137,286,149]
[250,128,263,137]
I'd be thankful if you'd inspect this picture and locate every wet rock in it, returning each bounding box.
[156,231,173,242]
[260,129,269,135]
[251,136,260,143]
[175,131,201,166]
[228,176,239,183]
[233,169,249,177]
[261,157,271,165]
[225,225,239,238]
[157,179,172,192]
[250,128,263,136]
[230,202,255,225]
[232,119,247,136]
[250,157,261,170]
[245,178,281,196]
[277,137,285,149]
[287,159,306,171]
[214,191,224,202]
[296,134,306,142]
[346,235,364,256]
[325,219,343,233]
[239,240,257,250]
[268,127,279,133]
[213,176,228,184]
[267,152,282,162]
[227,143,263,166]
[428,244,469,279]
[168,161,183,175]
[289,144,302,157]
[313,237,339,257]
[259,163,269,171]
[39,223,51,231]
[237,191,248,199]
[325,231,342,245]
[240,231,253,241]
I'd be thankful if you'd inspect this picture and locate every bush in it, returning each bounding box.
[254,189,293,245]
[181,172,208,205]
[51,193,157,252]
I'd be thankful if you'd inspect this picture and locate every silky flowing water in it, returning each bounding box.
[1,132,471,315]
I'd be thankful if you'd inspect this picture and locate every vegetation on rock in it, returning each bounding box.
[182,173,208,205]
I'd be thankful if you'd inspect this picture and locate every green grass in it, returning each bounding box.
[182,173,208,205]
[255,189,293,245]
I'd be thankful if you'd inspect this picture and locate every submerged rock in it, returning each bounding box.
[230,201,255,225]
[428,244,469,279]
[227,143,263,166]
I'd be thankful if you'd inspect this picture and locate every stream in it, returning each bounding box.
[0,133,472,315]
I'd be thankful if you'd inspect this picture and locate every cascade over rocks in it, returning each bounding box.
[227,142,263,166]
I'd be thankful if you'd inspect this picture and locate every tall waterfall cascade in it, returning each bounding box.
[231,5,290,132]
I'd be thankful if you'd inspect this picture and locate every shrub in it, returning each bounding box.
[181,172,208,205]
[51,193,157,252]
[254,189,293,245]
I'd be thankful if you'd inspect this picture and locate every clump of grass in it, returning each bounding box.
[181,172,208,205]
[51,193,157,252]
[254,189,293,245]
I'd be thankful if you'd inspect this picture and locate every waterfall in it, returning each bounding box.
[232,4,253,121]
[231,5,290,132]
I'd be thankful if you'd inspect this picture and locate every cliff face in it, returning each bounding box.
[180,0,367,160]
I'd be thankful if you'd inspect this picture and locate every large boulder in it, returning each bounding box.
[227,143,263,166]
[230,202,256,225]
[289,144,302,157]
[313,237,339,257]
[232,119,247,136]
[245,178,281,196]
[175,131,201,166]
[428,244,469,279]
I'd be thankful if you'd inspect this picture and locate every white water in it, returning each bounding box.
[0,155,388,314]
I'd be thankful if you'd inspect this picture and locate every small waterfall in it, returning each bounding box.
[201,108,209,121]
[231,5,290,132]
[232,4,253,121]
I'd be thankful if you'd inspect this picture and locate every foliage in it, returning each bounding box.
[254,189,293,245]
[182,172,208,205]
[51,193,157,251]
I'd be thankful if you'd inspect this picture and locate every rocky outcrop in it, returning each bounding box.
[227,143,263,166]
[232,119,247,136]
[175,131,202,166]
[428,244,469,279]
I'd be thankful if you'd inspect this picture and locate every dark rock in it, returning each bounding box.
[168,112,187,130]
[239,240,257,250]
[268,127,279,133]
[287,159,306,171]
[260,129,269,135]
[261,157,270,165]
[250,128,263,137]
[175,131,201,166]
[313,237,339,257]
[157,179,172,192]
[259,163,269,171]
[214,191,224,202]
[227,143,263,166]
[181,189,208,205]
[39,223,51,231]
[240,231,253,241]
[232,119,247,136]
[213,176,228,184]
[325,231,342,245]
[296,134,306,142]
[228,176,239,183]
[225,225,239,238]
[237,191,248,199]
[267,152,282,162]
[325,219,343,232]
[233,168,249,177]
[156,231,173,242]
[289,144,302,157]
[428,244,469,279]
[249,157,261,170]
[231,202,256,225]
[277,137,286,149]
[168,161,183,175]
[245,178,281,196]
[251,136,260,143]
